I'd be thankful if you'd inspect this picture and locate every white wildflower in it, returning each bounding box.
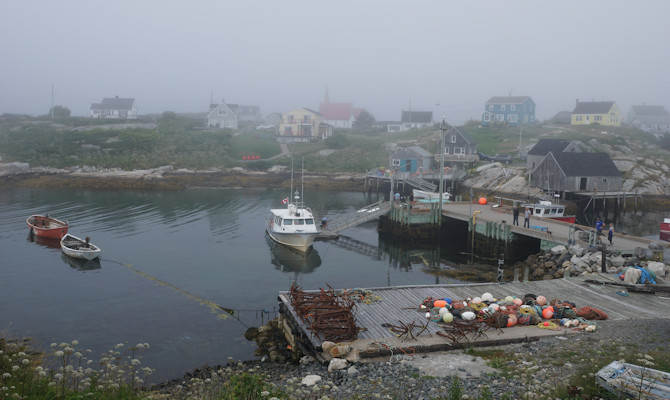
[55,350,64,357]
[11,366,19,371]
[131,359,140,366]
[115,343,124,349]
[48,382,56,387]
[2,373,11,379]
[261,390,270,396]
[75,352,83,358]
[17,352,26,357]
[50,343,57,348]
[71,340,79,346]
[21,359,29,365]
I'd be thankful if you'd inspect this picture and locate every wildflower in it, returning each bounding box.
[75,352,83,358]
[71,340,79,346]
[2,373,11,379]
[131,359,141,366]
[11,366,19,371]
[261,390,270,396]
[55,350,64,357]
[21,359,29,365]
[50,343,57,348]
[17,352,26,357]
[205,378,212,384]
[644,354,654,361]
[64,346,74,354]
[48,382,56,387]
[115,343,124,349]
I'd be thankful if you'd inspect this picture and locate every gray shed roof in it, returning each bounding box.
[550,152,621,177]
[573,101,614,114]
[392,146,432,158]
[630,105,669,117]
[528,139,573,156]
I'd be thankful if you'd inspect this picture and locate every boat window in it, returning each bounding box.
[557,209,564,215]
[283,218,293,225]
[305,218,314,225]
[295,219,305,225]
[550,208,557,214]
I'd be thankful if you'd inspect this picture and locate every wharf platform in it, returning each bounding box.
[437,202,669,252]
[278,274,670,358]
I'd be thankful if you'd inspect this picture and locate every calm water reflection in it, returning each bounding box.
[0,187,664,382]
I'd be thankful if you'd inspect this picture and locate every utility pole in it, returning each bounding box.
[439,117,446,224]
[51,83,54,118]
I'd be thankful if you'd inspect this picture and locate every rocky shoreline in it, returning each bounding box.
[150,318,670,400]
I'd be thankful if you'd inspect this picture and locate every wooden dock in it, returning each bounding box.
[278,274,670,357]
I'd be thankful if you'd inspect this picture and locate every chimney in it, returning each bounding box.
[575,98,579,106]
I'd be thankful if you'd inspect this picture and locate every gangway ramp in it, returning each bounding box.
[316,201,390,240]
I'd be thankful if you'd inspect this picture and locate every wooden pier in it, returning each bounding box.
[278,274,670,357]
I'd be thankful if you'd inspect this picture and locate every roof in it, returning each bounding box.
[319,102,353,121]
[401,111,433,124]
[392,146,433,158]
[98,97,135,110]
[550,152,621,177]
[549,111,572,123]
[448,126,476,145]
[485,96,532,105]
[528,139,573,156]
[573,101,614,114]
[629,105,669,117]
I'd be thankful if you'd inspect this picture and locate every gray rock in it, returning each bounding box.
[328,358,348,372]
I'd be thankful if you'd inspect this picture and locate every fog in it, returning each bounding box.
[2,0,668,124]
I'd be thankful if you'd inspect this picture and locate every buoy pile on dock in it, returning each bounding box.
[419,292,606,335]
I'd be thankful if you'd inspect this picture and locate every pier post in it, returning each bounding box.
[523,266,529,282]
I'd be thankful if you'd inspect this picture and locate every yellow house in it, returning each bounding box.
[278,108,333,142]
[571,100,621,127]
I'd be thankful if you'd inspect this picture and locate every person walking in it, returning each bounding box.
[512,206,520,226]
[595,218,604,237]
[523,207,530,228]
[608,223,614,245]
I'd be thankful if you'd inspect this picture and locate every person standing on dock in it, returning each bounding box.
[523,207,530,228]
[513,206,520,226]
[608,223,614,245]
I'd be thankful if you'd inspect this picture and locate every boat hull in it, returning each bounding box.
[27,215,69,239]
[60,234,101,260]
[550,216,576,223]
[265,227,316,252]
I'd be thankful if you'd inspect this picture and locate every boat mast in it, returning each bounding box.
[290,155,294,205]
[300,157,305,207]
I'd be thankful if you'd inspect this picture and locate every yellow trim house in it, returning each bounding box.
[278,108,333,142]
[571,100,621,127]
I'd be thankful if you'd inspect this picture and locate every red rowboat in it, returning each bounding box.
[27,214,69,239]
[661,218,670,242]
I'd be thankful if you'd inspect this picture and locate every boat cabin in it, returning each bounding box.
[524,201,567,218]
[272,215,315,227]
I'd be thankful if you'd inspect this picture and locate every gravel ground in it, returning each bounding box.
[150,318,670,399]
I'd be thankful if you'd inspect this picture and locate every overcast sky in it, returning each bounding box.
[2,0,669,123]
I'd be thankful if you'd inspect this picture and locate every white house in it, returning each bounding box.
[89,96,139,119]
[207,101,238,129]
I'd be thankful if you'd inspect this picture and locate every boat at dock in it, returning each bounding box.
[60,233,101,260]
[412,189,451,202]
[661,218,670,242]
[521,200,576,223]
[27,214,69,239]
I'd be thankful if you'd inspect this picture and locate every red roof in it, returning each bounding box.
[319,102,353,121]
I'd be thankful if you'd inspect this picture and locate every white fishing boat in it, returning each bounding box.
[265,158,319,252]
[520,200,576,223]
[60,233,102,260]
[412,189,451,202]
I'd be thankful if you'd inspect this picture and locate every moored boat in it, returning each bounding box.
[520,200,576,223]
[661,217,670,242]
[412,189,451,202]
[27,214,69,239]
[60,233,101,260]
[265,191,318,252]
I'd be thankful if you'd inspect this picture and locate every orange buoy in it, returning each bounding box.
[542,308,553,319]
[536,295,547,306]
[506,314,517,327]
[478,197,487,205]
[433,300,447,308]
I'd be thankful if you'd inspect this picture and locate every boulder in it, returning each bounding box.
[244,327,259,341]
[569,245,585,257]
[330,344,351,358]
[610,255,626,268]
[301,375,322,386]
[345,349,361,363]
[328,358,348,372]
[550,245,567,255]
[321,341,336,354]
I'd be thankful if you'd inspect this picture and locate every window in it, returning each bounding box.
[218,108,225,115]
[483,114,491,122]
[507,114,518,123]
[283,218,292,225]
[451,135,456,143]
[444,147,450,154]
[594,115,602,121]
[295,219,305,225]
[586,115,590,121]
[501,105,506,111]
[489,105,494,111]
[304,115,311,122]
[392,159,400,166]
[454,147,464,155]
[511,105,516,111]
[287,114,294,123]
[602,178,607,184]
[576,115,583,121]
[305,218,314,224]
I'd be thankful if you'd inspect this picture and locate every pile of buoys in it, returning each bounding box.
[242,153,260,160]
[418,291,607,332]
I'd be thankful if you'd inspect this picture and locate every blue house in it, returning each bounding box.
[482,96,536,126]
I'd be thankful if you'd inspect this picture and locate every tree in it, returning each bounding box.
[353,109,375,129]
[48,105,71,118]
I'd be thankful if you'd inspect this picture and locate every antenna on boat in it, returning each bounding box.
[300,157,305,207]
[290,154,294,205]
